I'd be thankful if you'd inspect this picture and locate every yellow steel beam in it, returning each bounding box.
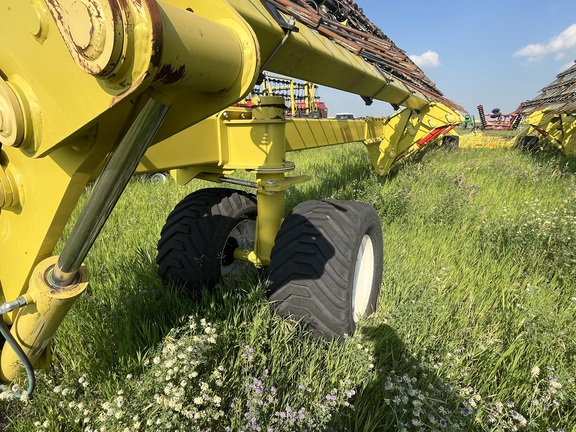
[139,103,463,178]
[228,0,434,111]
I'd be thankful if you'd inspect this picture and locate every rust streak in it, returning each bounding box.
[144,0,164,68]
[154,64,187,85]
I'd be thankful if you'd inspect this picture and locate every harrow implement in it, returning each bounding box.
[458,105,522,149]
[0,0,464,391]
[476,105,522,131]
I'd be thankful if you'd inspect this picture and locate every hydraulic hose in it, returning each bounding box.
[0,297,35,399]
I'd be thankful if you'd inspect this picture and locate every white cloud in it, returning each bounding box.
[513,23,576,61]
[409,50,441,68]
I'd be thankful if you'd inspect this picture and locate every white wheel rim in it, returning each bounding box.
[220,219,256,278]
[150,173,166,182]
[352,234,375,323]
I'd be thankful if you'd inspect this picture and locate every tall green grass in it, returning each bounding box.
[1,144,575,431]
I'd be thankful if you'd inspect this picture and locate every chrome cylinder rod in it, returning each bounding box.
[52,97,170,286]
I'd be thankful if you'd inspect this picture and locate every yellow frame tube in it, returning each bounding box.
[228,0,433,111]
[138,103,462,177]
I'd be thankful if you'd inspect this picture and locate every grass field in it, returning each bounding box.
[1,143,575,431]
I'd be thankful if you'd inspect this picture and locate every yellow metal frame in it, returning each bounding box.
[519,111,576,156]
[0,0,464,383]
[0,0,260,382]
[137,100,461,266]
[139,103,462,175]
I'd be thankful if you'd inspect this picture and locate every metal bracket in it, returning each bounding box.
[257,175,311,194]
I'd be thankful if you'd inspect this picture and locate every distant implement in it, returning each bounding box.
[456,105,523,149]
[476,105,522,131]
[250,72,328,118]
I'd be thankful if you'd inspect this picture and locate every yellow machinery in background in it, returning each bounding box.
[514,60,576,155]
[458,105,523,149]
[251,72,327,118]
[458,131,518,149]
[0,0,464,393]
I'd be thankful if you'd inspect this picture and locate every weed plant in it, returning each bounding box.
[1,144,575,431]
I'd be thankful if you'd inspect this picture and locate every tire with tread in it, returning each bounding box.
[515,135,540,152]
[267,200,383,338]
[157,188,257,291]
[442,135,459,150]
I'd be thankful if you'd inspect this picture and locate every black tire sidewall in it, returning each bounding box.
[268,200,383,338]
[157,188,257,290]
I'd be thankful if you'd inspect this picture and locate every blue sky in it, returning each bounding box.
[319,0,576,117]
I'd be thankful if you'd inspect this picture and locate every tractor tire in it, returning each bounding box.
[515,135,540,153]
[157,188,257,292]
[267,200,383,339]
[442,135,459,150]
